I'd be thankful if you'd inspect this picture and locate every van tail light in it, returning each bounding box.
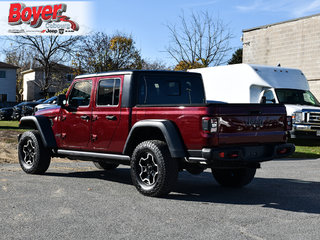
[202,117,219,133]
[286,116,292,130]
[277,148,288,155]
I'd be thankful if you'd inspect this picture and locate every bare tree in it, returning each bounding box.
[72,32,111,73]
[73,32,143,74]
[141,59,169,70]
[7,35,81,96]
[108,34,143,70]
[165,11,233,70]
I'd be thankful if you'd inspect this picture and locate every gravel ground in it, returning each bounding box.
[1,158,320,240]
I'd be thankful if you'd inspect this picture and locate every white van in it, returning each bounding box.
[189,64,320,139]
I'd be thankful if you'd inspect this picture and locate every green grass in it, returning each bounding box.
[0,120,20,129]
[0,120,27,132]
[288,140,320,159]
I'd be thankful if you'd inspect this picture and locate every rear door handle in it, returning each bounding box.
[106,115,117,121]
[80,115,90,121]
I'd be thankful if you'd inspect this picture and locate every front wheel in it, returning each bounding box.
[130,140,178,197]
[18,130,51,174]
[211,168,256,188]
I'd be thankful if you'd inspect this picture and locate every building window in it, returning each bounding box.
[0,71,6,78]
[0,94,7,102]
[66,74,73,82]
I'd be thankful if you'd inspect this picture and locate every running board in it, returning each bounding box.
[57,149,131,163]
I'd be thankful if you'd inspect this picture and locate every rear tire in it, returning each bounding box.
[130,140,178,197]
[93,161,119,170]
[18,130,51,174]
[211,168,256,188]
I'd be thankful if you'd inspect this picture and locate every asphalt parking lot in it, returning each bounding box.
[1,158,320,240]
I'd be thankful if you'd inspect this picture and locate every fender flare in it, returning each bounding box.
[123,119,186,158]
[19,116,57,148]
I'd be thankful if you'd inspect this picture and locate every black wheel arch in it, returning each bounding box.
[19,116,57,149]
[123,119,187,158]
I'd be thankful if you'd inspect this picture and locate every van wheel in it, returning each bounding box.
[130,140,178,197]
[93,161,119,170]
[211,168,256,187]
[18,130,51,174]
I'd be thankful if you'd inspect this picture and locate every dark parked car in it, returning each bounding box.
[12,99,45,120]
[34,96,57,113]
[0,107,13,120]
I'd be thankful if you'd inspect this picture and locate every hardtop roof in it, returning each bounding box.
[74,70,200,79]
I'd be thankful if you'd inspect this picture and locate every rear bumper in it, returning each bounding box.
[187,143,295,165]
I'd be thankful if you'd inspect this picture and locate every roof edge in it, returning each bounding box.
[21,69,35,74]
[243,13,320,33]
[74,70,192,79]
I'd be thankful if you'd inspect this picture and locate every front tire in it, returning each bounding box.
[211,168,256,188]
[130,140,178,197]
[18,130,51,174]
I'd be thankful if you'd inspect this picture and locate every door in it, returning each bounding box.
[60,79,93,150]
[91,76,122,151]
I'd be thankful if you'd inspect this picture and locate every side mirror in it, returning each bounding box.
[260,96,266,104]
[57,94,67,107]
[69,98,80,108]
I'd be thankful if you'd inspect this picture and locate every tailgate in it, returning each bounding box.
[208,104,287,145]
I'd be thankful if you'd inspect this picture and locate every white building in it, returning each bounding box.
[0,62,18,103]
[22,63,74,101]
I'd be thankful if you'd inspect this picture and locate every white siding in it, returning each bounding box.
[23,72,36,101]
[0,68,17,102]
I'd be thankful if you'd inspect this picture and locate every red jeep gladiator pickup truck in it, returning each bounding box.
[18,70,294,196]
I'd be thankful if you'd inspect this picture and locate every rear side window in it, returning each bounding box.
[137,74,205,105]
[68,81,92,107]
[97,79,120,106]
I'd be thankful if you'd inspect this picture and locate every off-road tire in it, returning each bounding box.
[130,140,178,197]
[93,161,119,170]
[18,130,51,174]
[211,168,256,188]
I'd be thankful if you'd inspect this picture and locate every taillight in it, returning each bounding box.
[202,117,219,133]
[277,148,288,155]
[286,116,292,130]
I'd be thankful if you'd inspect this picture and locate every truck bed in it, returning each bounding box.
[132,103,288,150]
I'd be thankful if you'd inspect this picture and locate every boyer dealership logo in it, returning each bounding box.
[8,2,79,34]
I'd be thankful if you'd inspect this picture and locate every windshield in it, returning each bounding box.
[43,96,57,104]
[275,88,320,106]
